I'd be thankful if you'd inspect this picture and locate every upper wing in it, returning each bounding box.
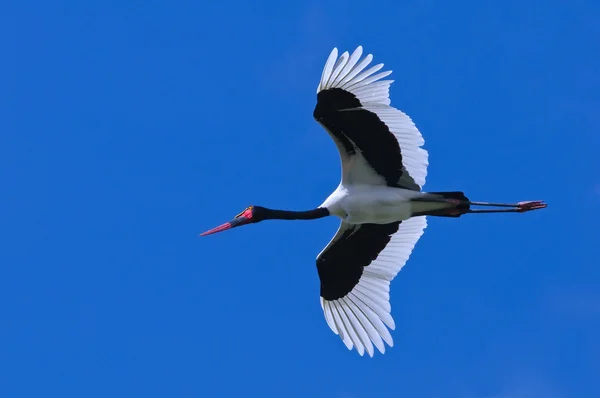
[316,216,428,356]
[313,46,429,190]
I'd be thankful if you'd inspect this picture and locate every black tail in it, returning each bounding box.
[420,191,471,217]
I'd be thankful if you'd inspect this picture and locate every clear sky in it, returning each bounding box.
[3,1,599,397]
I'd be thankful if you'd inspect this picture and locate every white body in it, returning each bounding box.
[321,184,450,224]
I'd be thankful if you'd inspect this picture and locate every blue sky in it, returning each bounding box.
[3,1,599,397]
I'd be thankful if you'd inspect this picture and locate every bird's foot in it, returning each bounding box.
[517,200,547,212]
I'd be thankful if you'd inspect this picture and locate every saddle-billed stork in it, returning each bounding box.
[201,46,546,357]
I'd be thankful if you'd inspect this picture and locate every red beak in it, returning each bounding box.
[200,217,249,236]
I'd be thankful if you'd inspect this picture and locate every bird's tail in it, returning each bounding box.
[413,191,471,217]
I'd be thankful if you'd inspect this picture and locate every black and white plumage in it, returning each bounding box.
[201,46,547,357]
[313,46,429,356]
[315,217,426,356]
[314,46,427,191]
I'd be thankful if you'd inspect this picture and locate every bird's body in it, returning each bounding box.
[201,46,547,357]
[321,185,448,224]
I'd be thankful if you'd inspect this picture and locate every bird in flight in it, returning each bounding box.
[201,46,546,357]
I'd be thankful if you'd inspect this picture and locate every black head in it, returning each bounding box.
[200,205,268,236]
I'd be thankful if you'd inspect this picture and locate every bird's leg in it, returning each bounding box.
[412,196,547,216]
[467,200,547,213]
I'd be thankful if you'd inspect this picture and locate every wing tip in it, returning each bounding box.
[322,293,396,357]
[317,45,392,101]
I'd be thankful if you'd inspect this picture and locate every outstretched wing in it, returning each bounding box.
[313,46,428,191]
[316,216,427,356]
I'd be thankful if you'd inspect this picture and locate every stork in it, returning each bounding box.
[201,46,546,357]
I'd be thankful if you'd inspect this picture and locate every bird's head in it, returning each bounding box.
[200,205,267,236]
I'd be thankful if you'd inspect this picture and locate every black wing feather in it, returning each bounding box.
[317,222,401,301]
[314,88,419,190]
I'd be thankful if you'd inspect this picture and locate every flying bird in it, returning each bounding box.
[201,46,546,357]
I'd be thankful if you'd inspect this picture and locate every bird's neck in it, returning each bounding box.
[265,207,330,220]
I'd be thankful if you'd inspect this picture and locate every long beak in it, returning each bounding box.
[200,217,248,236]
